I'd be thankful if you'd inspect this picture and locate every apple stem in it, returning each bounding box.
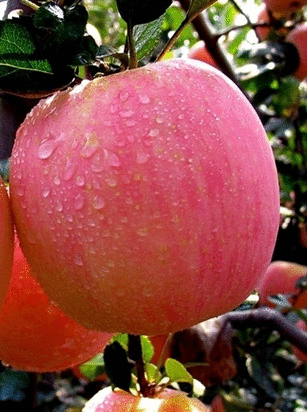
[127,23,138,69]
[128,334,152,397]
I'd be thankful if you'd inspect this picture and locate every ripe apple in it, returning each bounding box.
[82,386,211,412]
[9,58,280,335]
[263,0,307,16]
[0,239,113,372]
[292,319,307,363]
[286,23,307,81]
[0,176,13,309]
[257,260,307,308]
[187,41,218,68]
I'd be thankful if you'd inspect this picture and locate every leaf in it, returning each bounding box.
[165,358,193,384]
[104,341,133,391]
[140,335,155,363]
[116,0,172,26]
[186,0,218,22]
[134,15,165,60]
[145,363,162,384]
[0,19,74,96]
[79,353,106,381]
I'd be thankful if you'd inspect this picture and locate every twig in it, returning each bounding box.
[223,307,307,354]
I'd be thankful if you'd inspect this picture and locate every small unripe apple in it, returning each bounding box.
[82,386,211,412]
[0,240,113,372]
[257,260,307,308]
[0,176,13,309]
[187,41,218,68]
[286,23,307,81]
[10,59,280,335]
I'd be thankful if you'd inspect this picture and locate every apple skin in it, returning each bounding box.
[286,23,307,81]
[10,58,280,335]
[82,386,211,412]
[0,239,113,372]
[187,41,218,68]
[257,260,307,308]
[0,176,13,309]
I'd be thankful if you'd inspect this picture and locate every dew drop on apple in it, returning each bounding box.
[92,195,105,210]
[76,175,85,187]
[105,177,117,188]
[42,187,51,198]
[74,194,85,211]
[63,157,77,181]
[139,95,150,104]
[74,255,84,266]
[55,201,63,212]
[54,176,61,186]
[38,140,58,160]
[137,152,150,164]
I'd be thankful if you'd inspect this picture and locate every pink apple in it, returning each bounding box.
[257,260,307,308]
[9,58,280,335]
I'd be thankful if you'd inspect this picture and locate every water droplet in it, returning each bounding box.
[17,186,25,196]
[137,227,148,236]
[91,152,106,173]
[76,175,85,186]
[155,117,163,124]
[74,194,85,210]
[119,92,129,102]
[42,187,51,198]
[63,157,76,181]
[149,129,159,137]
[120,109,134,118]
[106,177,117,187]
[137,152,149,164]
[107,151,121,167]
[54,176,61,185]
[81,134,99,158]
[126,120,136,127]
[139,95,150,104]
[127,135,135,143]
[55,200,63,212]
[38,140,57,160]
[92,195,105,210]
[74,255,84,266]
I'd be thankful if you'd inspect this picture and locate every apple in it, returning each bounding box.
[210,395,226,412]
[82,386,211,412]
[0,239,113,372]
[9,58,280,335]
[187,41,218,68]
[257,260,307,308]
[0,176,13,309]
[263,0,307,16]
[286,23,307,81]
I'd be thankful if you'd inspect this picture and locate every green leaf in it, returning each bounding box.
[165,358,193,385]
[104,341,133,391]
[116,0,172,26]
[134,15,165,60]
[140,336,155,363]
[186,0,218,22]
[79,353,105,381]
[145,363,162,384]
[0,19,74,96]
